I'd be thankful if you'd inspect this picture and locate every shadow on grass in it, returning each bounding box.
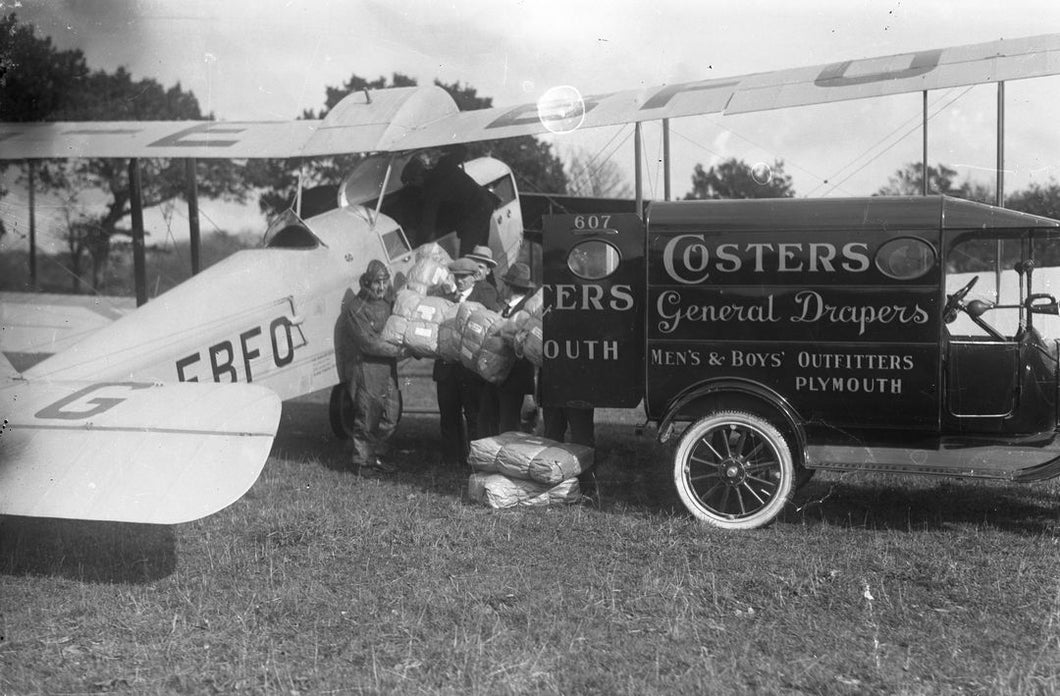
[273,401,461,482]
[273,400,351,472]
[275,400,1060,532]
[0,516,176,583]
[785,476,1060,534]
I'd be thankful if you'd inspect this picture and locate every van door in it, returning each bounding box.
[942,234,1023,422]
[540,213,645,408]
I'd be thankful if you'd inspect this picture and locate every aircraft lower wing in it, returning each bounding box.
[1,33,1057,159]
[0,377,281,524]
[0,292,135,370]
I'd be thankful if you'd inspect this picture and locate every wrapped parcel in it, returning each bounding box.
[468,431,594,485]
[403,243,456,296]
[383,288,457,358]
[468,472,581,509]
[510,288,544,367]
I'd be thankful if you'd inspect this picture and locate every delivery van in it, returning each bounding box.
[540,196,1060,529]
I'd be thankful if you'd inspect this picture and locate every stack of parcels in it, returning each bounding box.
[454,303,516,384]
[467,432,592,508]
[382,288,457,358]
[382,243,524,382]
[508,289,544,367]
[435,301,516,384]
[381,245,457,358]
[385,292,518,382]
[403,243,456,296]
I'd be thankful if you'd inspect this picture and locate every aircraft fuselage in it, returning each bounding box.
[22,157,524,402]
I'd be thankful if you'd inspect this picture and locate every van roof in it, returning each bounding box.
[646,195,1060,232]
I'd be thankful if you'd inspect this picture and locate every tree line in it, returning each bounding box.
[3,13,1060,294]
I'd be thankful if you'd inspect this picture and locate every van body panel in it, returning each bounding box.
[541,213,645,408]
[542,195,1060,485]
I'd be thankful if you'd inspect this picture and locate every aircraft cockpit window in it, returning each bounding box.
[266,225,321,249]
[339,153,416,209]
[485,174,516,209]
[263,208,322,249]
[381,227,412,261]
[568,240,621,280]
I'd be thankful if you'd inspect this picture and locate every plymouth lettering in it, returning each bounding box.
[794,376,904,394]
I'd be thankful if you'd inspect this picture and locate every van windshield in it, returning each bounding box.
[946,231,1060,341]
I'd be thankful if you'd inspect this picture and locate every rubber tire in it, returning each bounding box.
[329,383,353,440]
[328,383,404,440]
[673,410,794,530]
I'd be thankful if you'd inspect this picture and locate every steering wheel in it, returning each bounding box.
[943,276,978,323]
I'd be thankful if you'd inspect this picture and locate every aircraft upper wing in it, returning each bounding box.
[0,379,280,524]
[0,84,459,159]
[402,33,1060,148]
[1,33,1057,159]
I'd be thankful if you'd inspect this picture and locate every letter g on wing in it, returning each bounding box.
[35,383,153,420]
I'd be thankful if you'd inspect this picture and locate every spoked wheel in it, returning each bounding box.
[673,410,795,530]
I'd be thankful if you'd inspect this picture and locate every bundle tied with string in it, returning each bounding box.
[437,300,483,363]
[403,243,456,297]
[382,288,457,358]
[465,431,589,508]
[467,472,580,509]
[457,304,516,384]
[510,288,544,367]
[468,431,594,485]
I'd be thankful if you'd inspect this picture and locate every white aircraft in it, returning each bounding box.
[2,33,1059,525]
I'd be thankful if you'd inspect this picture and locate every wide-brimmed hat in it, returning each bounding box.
[449,257,479,276]
[464,245,497,268]
[501,262,535,290]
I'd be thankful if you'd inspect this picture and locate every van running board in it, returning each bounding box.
[805,440,1060,482]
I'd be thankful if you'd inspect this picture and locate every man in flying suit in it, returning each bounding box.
[338,259,405,474]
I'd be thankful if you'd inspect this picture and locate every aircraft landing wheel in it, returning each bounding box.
[673,410,794,530]
[329,383,404,440]
[329,383,353,439]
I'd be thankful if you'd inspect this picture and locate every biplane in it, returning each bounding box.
[2,33,1059,524]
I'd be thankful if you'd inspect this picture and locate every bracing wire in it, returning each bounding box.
[813,86,975,197]
[661,86,973,198]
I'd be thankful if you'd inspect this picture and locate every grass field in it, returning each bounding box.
[3,374,1060,695]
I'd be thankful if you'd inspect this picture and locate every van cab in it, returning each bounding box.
[541,196,1060,529]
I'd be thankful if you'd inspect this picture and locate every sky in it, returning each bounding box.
[4,0,1060,251]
